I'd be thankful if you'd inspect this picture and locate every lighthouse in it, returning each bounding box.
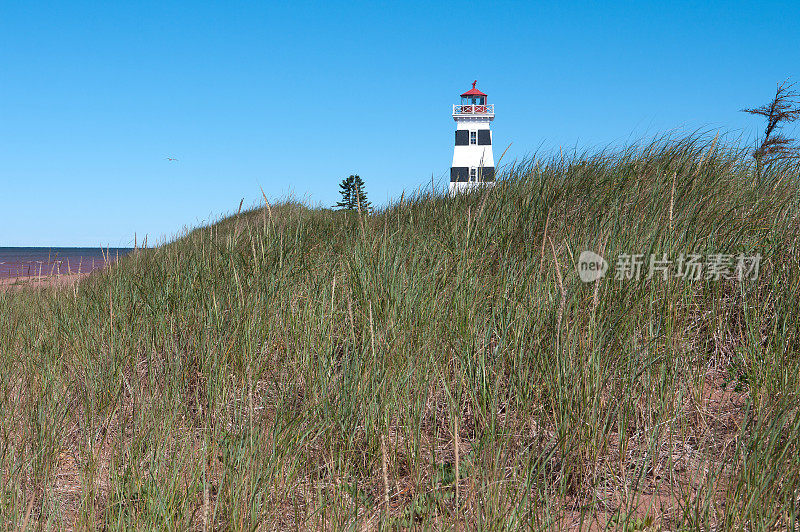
[450,81,495,194]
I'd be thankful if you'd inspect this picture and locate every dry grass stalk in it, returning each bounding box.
[539,209,551,272]
[549,236,566,353]
[381,434,390,516]
[20,492,35,532]
[669,172,676,233]
[454,414,460,518]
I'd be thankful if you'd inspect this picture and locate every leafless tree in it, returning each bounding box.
[742,79,800,176]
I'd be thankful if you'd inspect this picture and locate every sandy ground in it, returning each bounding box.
[0,272,89,291]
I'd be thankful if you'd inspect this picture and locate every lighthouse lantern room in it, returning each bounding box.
[450,81,495,194]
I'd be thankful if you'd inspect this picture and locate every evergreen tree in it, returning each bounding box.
[334,175,371,211]
[335,175,355,210]
[351,175,371,212]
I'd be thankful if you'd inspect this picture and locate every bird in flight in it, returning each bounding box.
[165,157,179,162]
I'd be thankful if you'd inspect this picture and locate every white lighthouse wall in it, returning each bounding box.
[455,120,492,130]
[452,118,494,168]
[450,113,495,194]
[451,146,494,168]
[450,181,493,193]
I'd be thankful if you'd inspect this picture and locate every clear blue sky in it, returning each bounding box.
[1,0,797,246]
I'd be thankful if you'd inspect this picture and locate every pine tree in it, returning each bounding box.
[335,175,355,210]
[351,175,371,212]
[334,175,371,212]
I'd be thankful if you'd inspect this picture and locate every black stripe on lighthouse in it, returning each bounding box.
[455,130,469,146]
[450,167,496,182]
[450,167,469,181]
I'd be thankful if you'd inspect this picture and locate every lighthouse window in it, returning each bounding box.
[469,131,477,145]
[469,167,478,182]
[462,96,486,105]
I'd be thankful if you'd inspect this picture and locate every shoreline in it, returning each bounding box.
[0,272,90,291]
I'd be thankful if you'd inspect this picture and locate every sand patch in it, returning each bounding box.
[0,273,90,292]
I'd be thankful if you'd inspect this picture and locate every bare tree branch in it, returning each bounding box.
[742,79,800,170]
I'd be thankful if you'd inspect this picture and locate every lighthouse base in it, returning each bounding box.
[449,166,496,195]
[448,180,496,195]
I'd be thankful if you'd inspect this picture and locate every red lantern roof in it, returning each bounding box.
[460,80,487,97]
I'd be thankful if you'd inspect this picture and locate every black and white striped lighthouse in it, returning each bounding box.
[450,81,495,194]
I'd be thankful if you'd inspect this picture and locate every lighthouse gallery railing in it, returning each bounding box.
[453,104,495,116]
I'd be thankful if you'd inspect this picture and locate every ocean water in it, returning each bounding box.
[0,247,133,279]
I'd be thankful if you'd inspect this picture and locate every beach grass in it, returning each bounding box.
[1,136,800,529]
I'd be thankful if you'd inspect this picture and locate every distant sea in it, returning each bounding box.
[0,247,133,279]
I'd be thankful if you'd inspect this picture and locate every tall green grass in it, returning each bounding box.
[1,136,799,530]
